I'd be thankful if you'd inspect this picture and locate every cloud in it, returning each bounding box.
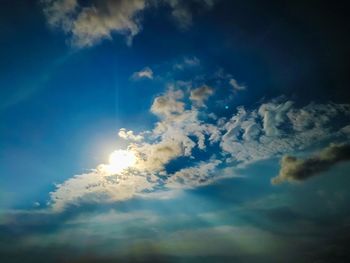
[229,78,246,91]
[150,88,185,117]
[133,87,220,172]
[340,125,350,135]
[212,69,248,96]
[49,90,350,210]
[132,138,188,172]
[272,143,350,184]
[166,158,222,188]
[42,1,216,47]
[118,128,144,142]
[164,0,215,29]
[48,85,221,210]
[258,100,294,136]
[183,56,200,66]
[131,67,154,80]
[220,100,350,165]
[46,78,350,210]
[189,85,214,107]
[174,56,200,70]
[49,168,157,211]
[42,0,147,47]
[167,0,193,29]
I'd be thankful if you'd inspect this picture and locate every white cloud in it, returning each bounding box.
[43,0,147,47]
[47,80,350,211]
[189,85,214,107]
[49,168,157,211]
[132,138,188,172]
[150,88,185,117]
[166,158,222,188]
[42,1,216,47]
[132,87,220,172]
[258,100,293,136]
[118,128,144,142]
[131,67,154,80]
[220,101,350,165]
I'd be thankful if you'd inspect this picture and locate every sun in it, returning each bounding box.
[104,149,137,175]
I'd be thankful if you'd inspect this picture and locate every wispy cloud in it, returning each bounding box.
[131,67,154,80]
[174,56,200,70]
[229,78,246,91]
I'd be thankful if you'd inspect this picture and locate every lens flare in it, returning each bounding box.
[104,150,137,175]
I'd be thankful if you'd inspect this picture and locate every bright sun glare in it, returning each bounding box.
[104,150,137,175]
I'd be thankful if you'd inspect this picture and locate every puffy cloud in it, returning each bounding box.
[47,79,350,211]
[272,144,350,184]
[42,1,216,47]
[150,88,185,117]
[48,85,221,210]
[118,128,144,142]
[133,87,220,171]
[220,101,350,165]
[258,100,294,136]
[229,78,246,91]
[190,85,214,107]
[132,138,189,172]
[131,67,154,80]
[42,0,147,47]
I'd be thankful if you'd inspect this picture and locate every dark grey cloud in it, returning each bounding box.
[272,143,350,184]
[2,162,350,263]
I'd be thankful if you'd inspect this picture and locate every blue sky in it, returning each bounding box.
[1,1,350,262]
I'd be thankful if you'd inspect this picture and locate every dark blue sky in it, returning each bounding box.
[1,1,350,262]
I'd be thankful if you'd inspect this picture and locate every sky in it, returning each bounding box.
[1,0,350,262]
